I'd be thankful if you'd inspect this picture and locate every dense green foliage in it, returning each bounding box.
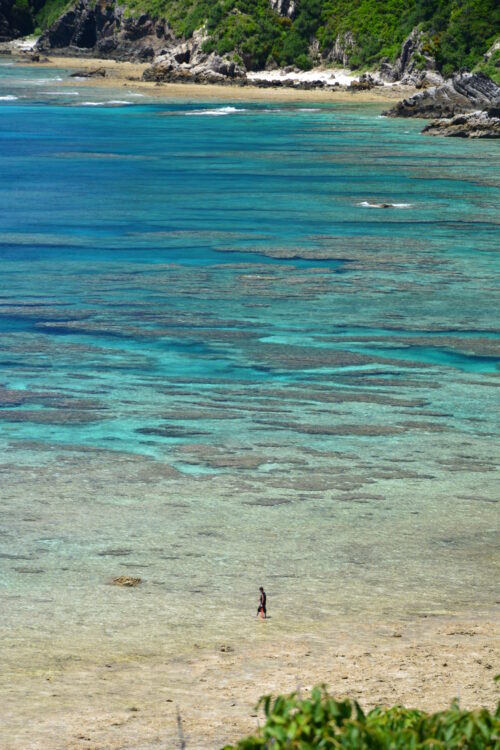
[34,0,72,32]
[122,0,500,72]
[480,46,500,83]
[223,685,500,750]
[9,0,500,78]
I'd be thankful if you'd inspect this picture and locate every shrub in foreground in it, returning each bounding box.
[223,685,500,749]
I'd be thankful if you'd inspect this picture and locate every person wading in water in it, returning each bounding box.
[257,586,267,618]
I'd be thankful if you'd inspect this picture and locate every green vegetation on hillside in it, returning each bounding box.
[34,0,72,31]
[223,685,500,750]
[9,0,500,79]
[123,0,500,73]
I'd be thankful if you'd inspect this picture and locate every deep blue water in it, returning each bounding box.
[1,74,499,455]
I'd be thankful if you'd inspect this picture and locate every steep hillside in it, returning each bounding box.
[4,0,500,79]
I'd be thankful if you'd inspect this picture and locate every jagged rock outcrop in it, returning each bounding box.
[0,0,34,41]
[422,108,500,138]
[379,28,442,87]
[321,31,357,67]
[270,0,297,20]
[36,0,244,78]
[142,29,245,83]
[385,72,500,118]
[69,66,106,76]
[37,0,177,61]
[350,73,381,90]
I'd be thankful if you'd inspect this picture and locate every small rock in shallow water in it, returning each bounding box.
[69,67,106,78]
[111,576,141,587]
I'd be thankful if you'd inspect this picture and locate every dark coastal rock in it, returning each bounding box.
[36,0,177,61]
[70,66,106,77]
[422,109,500,138]
[359,73,381,87]
[385,72,500,119]
[142,32,245,83]
[348,75,381,91]
[379,28,442,87]
[348,81,372,92]
[36,0,245,81]
[0,0,33,41]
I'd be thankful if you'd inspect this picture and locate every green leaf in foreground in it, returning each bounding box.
[222,684,500,749]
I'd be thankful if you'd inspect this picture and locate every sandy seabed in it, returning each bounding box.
[2,616,499,750]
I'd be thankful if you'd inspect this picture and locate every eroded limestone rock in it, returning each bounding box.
[422,109,500,138]
[385,72,500,119]
[142,30,245,83]
[37,0,176,61]
[380,28,442,87]
[270,0,297,20]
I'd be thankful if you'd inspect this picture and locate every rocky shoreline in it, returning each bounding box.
[8,0,451,93]
[422,109,500,138]
[385,72,500,138]
[0,38,404,95]
[2,19,500,136]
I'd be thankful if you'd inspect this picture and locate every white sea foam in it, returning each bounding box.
[32,77,63,84]
[298,108,320,112]
[0,94,18,101]
[186,106,247,116]
[358,201,413,209]
[46,91,80,96]
[79,100,133,106]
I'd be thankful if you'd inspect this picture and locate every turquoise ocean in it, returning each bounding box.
[0,61,499,679]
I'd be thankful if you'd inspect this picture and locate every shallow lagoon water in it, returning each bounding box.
[0,63,499,678]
